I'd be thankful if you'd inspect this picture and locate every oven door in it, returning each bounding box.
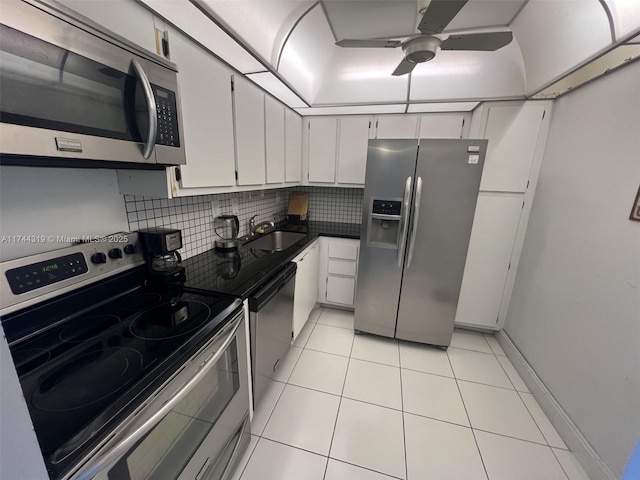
[67,311,249,480]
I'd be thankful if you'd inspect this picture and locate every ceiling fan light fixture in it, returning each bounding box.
[403,36,441,64]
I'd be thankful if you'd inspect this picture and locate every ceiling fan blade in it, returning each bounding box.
[440,31,513,51]
[392,59,417,76]
[418,0,468,35]
[336,39,402,48]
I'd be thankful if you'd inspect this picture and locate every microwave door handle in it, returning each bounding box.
[74,314,242,480]
[397,176,412,268]
[406,176,422,269]
[131,58,157,159]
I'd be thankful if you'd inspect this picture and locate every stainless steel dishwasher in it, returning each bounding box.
[248,262,296,407]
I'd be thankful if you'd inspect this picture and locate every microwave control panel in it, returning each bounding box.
[154,86,181,147]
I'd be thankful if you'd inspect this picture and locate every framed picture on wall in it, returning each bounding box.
[630,185,640,222]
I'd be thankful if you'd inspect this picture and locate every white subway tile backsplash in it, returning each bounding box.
[124,187,363,260]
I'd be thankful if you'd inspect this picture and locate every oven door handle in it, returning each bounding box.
[75,314,243,480]
[131,58,157,160]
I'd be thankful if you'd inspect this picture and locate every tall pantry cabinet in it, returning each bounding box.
[455,101,553,330]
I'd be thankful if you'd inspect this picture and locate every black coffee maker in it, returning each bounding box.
[138,228,185,280]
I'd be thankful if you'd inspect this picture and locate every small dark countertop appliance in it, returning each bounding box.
[138,227,185,279]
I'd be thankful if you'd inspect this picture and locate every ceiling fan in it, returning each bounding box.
[335,0,513,76]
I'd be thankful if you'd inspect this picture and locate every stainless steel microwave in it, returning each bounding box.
[0,0,186,167]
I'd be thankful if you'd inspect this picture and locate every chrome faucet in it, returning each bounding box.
[250,215,274,235]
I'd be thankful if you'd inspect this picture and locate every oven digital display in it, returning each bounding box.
[6,253,88,295]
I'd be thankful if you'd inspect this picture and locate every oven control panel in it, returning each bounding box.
[1,233,145,315]
[5,253,88,295]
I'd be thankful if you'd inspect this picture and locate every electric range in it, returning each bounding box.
[0,234,246,480]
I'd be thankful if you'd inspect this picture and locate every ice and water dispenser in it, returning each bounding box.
[367,199,403,248]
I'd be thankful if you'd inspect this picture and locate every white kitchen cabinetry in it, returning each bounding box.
[292,240,320,342]
[418,114,464,139]
[234,76,266,186]
[456,100,553,330]
[455,194,524,329]
[307,117,338,183]
[58,0,157,53]
[318,237,359,308]
[337,116,371,185]
[167,29,236,188]
[265,96,285,184]
[285,109,303,183]
[479,103,547,193]
[373,115,419,138]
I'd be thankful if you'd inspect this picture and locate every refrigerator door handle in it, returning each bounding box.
[397,176,412,268]
[406,176,422,268]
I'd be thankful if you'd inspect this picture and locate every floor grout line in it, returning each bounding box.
[448,346,491,480]
[321,326,356,480]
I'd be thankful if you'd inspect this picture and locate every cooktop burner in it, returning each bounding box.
[130,300,212,340]
[120,292,163,311]
[32,347,143,412]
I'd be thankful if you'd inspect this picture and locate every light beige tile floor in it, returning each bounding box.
[232,307,590,480]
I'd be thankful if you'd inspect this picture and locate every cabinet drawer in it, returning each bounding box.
[327,259,357,277]
[326,276,355,306]
[328,242,358,260]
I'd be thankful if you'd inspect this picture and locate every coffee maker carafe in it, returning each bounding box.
[138,227,185,279]
[214,215,240,250]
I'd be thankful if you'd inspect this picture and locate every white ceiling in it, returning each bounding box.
[164,0,640,113]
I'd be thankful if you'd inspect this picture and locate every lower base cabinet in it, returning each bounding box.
[318,237,360,308]
[292,240,319,342]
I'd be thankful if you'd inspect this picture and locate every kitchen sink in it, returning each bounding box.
[245,231,306,252]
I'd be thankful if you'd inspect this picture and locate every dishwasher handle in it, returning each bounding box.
[248,263,297,311]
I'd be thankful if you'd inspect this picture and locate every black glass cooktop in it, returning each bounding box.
[1,267,241,479]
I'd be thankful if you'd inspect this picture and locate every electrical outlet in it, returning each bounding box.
[276,192,281,203]
[231,197,239,214]
[243,191,251,200]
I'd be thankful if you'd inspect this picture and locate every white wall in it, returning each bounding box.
[0,167,129,261]
[504,61,640,478]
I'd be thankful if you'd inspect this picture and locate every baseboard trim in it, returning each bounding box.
[496,330,616,480]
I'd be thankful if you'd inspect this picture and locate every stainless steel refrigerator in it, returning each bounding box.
[354,139,487,348]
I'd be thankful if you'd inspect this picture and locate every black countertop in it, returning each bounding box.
[181,222,361,299]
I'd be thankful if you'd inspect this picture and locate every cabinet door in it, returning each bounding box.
[168,30,236,188]
[58,0,156,53]
[480,104,546,192]
[292,242,319,341]
[418,114,464,139]
[265,96,285,184]
[234,76,266,185]
[455,194,523,329]
[374,115,419,138]
[326,276,356,306]
[337,116,371,184]
[308,117,337,183]
[285,109,302,183]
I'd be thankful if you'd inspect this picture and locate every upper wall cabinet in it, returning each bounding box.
[418,114,464,139]
[57,0,157,53]
[285,109,303,183]
[308,117,338,183]
[337,116,371,184]
[265,96,285,184]
[168,29,236,188]
[373,115,419,139]
[479,102,548,193]
[234,76,266,186]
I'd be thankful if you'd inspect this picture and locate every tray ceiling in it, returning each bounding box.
[185,0,640,113]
